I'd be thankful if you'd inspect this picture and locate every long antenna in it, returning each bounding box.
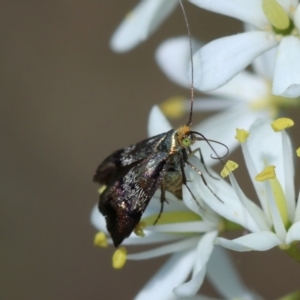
[179,0,194,126]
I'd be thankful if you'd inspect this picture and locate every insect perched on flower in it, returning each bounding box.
[93,1,226,248]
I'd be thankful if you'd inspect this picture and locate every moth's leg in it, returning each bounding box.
[185,159,223,203]
[179,155,200,206]
[153,185,166,225]
[188,147,219,180]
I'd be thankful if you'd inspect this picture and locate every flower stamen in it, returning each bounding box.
[94,232,108,248]
[112,247,127,269]
[220,160,239,178]
[255,165,276,181]
[235,128,249,143]
[159,96,186,119]
[271,118,294,132]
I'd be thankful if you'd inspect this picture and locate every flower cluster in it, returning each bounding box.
[92,1,300,299]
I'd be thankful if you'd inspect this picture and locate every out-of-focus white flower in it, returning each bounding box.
[189,0,300,98]
[110,0,178,52]
[155,36,299,165]
[193,116,300,253]
[91,106,261,299]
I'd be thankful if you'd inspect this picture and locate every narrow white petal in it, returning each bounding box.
[243,119,288,206]
[127,237,199,260]
[147,221,216,233]
[189,0,268,29]
[294,4,300,32]
[193,31,277,91]
[110,0,177,52]
[207,247,260,300]
[134,250,196,300]
[264,180,287,241]
[281,130,295,221]
[277,0,298,11]
[186,156,259,232]
[156,36,201,88]
[173,231,217,297]
[216,232,281,251]
[192,97,234,111]
[193,105,266,166]
[286,221,300,244]
[147,105,172,137]
[295,189,300,222]
[228,173,269,231]
[273,36,300,97]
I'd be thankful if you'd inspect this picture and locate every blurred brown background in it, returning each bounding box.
[1,1,299,300]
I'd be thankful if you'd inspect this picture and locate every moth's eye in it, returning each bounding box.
[182,137,191,147]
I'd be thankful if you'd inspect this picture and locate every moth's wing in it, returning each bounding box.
[99,151,169,247]
[93,131,171,186]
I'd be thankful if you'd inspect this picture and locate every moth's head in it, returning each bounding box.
[176,125,196,148]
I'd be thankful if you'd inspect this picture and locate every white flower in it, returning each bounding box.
[155,36,298,165]
[110,0,178,52]
[189,0,300,97]
[192,116,300,253]
[91,106,260,299]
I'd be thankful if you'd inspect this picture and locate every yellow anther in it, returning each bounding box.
[98,185,107,195]
[94,232,108,248]
[255,165,276,181]
[220,160,239,178]
[112,247,127,269]
[271,118,294,132]
[262,0,290,30]
[160,96,186,119]
[296,147,300,157]
[134,221,146,237]
[235,128,250,143]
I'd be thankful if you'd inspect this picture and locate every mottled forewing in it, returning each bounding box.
[99,151,169,247]
[93,131,172,186]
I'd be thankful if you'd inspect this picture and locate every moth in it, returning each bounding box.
[93,1,224,247]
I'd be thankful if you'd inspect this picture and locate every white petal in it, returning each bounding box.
[277,0,299,12]
[147,221,216,233]
[243,119,288,206]
[206,71,269,103]
[228,173,270,231]
[192,97,234,111]
[216,232,281,251]
[281,130,295,221]
[156,36,201,88]
[193,31,277,91]
[293,4,300,32]
[264,180,287,241]
[272,36,300,97]
[193,105,266,166]
[185,156,259,233]
[147,105,172,137]
[110,0,178,52]
[286,221,300,244]
[135,249,196,300]
[188,0,268,29]
[252,46,277,80]
[127,237,199,260]
[207,247,260,299]
[173,231,217,297]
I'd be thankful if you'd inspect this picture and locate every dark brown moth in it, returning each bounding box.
[93,1,225,247]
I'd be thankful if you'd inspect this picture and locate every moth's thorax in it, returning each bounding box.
[169,125,195,154]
